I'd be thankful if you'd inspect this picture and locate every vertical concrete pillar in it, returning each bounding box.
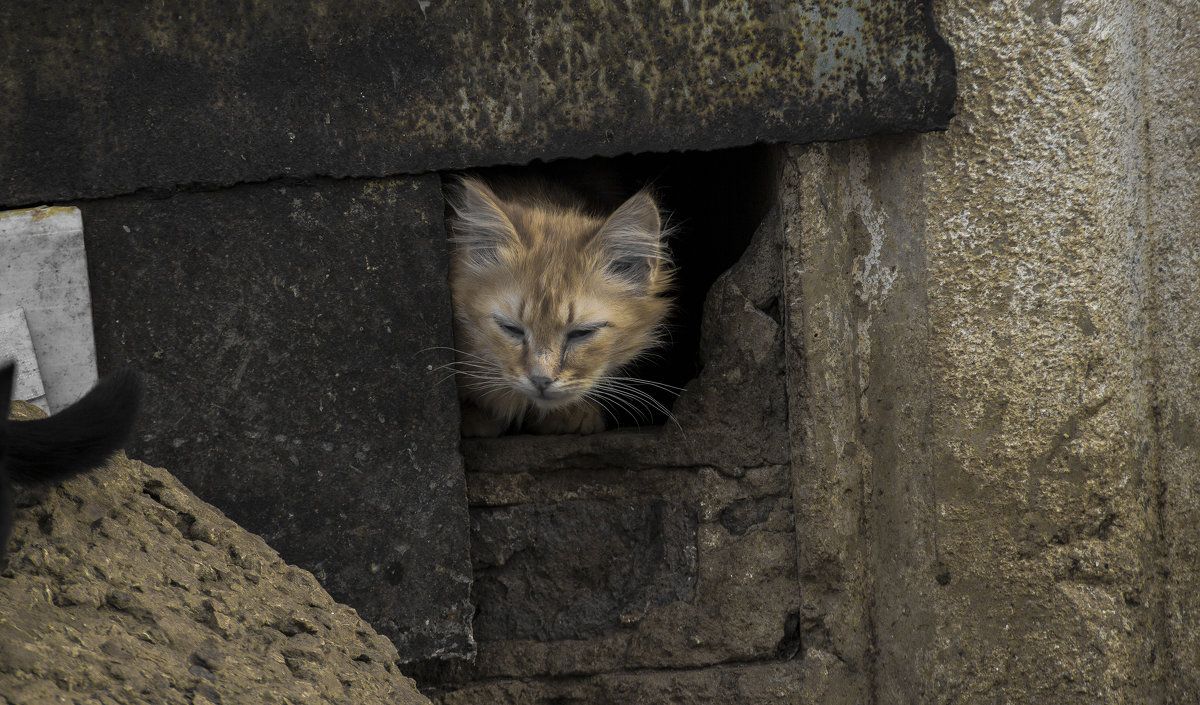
[786,0,1200,700]
[1146,0,1200,699]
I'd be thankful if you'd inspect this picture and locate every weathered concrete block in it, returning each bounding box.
[419,465,801,700]
[471,500,697,642]
[0,2,955,205]
[1146,2,1200,701]
[778,0,1200,700]
[432,659,850,705]
[84,176,472,662]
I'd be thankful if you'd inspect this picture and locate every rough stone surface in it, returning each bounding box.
[0,401,430,705]
[778,0,1200,701]
[434,656,856,705]
[420,464,800,686]
[0,1,955,206]
[1146,0,1200,700]
[471,500,697,642]
[84,176,473,662]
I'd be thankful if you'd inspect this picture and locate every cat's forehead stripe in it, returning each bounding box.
[536,292,556,321]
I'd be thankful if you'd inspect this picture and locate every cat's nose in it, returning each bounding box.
[529,374,553,393]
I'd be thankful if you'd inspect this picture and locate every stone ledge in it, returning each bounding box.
[425,653,858,705]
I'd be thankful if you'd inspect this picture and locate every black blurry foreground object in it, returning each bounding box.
[0,363,142,562]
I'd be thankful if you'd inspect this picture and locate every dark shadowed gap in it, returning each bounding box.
[444,143,780,431]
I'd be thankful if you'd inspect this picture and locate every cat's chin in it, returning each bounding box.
[508,382,578,408]
[521,392,581,410]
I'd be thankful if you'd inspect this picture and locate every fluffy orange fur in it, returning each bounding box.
[447,176,673,436]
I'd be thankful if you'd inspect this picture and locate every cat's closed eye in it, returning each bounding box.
[566,327,601,343]
[495,318,526,339]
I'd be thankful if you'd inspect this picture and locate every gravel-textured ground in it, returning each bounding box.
[0,401,430,705]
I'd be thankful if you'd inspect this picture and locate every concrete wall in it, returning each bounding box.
[0,0,949,668]
[1147,1,1200,702]
[5,0,1195,701]
[788,0,1199,701]
[418,2,1200,701]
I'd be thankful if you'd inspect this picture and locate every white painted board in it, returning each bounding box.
[0,206,98,412]
[0,307,50,412]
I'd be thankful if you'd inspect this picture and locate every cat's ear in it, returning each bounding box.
[449,177,518,267]
[595,190,667,290]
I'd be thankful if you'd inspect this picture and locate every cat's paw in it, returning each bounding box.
[529,405,607,435]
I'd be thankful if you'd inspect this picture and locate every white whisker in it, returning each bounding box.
[590,387,654,424]
[604,376,687,393]
[417,346,496,365]
[592,377,682,431]
[585,387,649,425]
[432,361,498,376]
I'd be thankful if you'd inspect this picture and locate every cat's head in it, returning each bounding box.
[447,177,673,416]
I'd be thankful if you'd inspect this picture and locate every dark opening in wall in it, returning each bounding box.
[444,144,780,432]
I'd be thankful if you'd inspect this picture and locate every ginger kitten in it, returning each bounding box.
[446,175,674,436]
